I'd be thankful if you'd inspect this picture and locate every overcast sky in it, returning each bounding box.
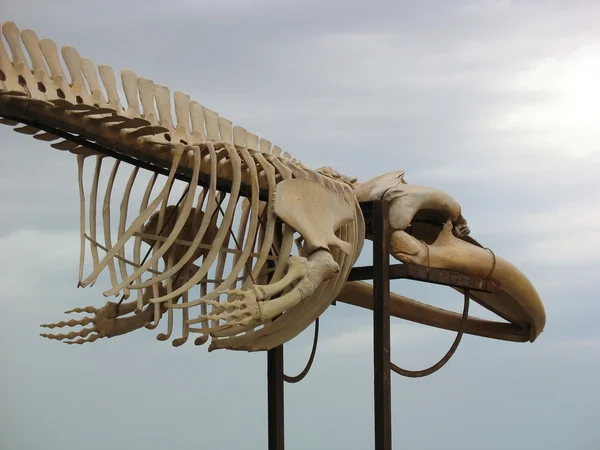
[1,1,599,449]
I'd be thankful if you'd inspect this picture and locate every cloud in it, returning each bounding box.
[319,322,443,356]
[1,1,600,449]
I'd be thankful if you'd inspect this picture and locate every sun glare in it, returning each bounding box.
[497,45,600,157]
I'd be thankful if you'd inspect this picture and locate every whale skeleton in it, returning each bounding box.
[0,21,545,353]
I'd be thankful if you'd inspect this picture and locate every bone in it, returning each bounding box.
[69,146,97,158]
[232,126,246,146]
[121,69,141,118]
[13,125,40,135]
[116,166,140,298]
[390,221,545,337]
[41,316,94,329]
[245,132,259,151]
[3,23,50,102]
[151,142,243,306]
[274,179,354,255]
[211,212,291,340]
[213,195,235,289]
[242,204,354,350]
[173,91,191,142]
[198,273,209,343]
[282,158,309,180]
[0,29,25,94]
[355,175,463,231]
[232,198,251,281]
[106,146,202,295]
[259,139,271,154]
[154,147,216,321]
[130,186,220,290]
[61,46,89,102]
[192,187,209,237]
[189,101,206,143]
[268,224,295,291]
[172,290,190,347]
[76,155,87,285]
[0,119,19,126]
[148,179,176,310]
[78,146,184,288]
[102,159,122,295]
[51,140,80,151]
[204,108,219,141]
[133,172,158,312]
[212,181,358,347]
[80,57,107,106]
[255,222,352,350]
[87,155,104,282]
[265,153,293,180]
[241,201,262,287]
[21,29,48,73]
[157,252,176,341]
[262,250,339,319]
[32,132,60,141]
[137,77,158,124]
[98,65,123,112]
[181,145,260,308]
[218,117,233,142]
[154,84,174,133]
[190,252,322,331]
[2,22,27,66]
[84,235,161,275]
[208,194,231,330]
[39,38,75,102]
[241,152,276,289]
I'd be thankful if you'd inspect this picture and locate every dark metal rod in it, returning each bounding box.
[283,318,319,384]
[391,289,470,378]
[373,199,392,450]
[267,345,285,450]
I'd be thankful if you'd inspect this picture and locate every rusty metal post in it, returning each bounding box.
[373,199,392,450]
[266,240,285,450]
[267,345,285,450]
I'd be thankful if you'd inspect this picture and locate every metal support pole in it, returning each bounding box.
[266,237,285,450]
[267,345,285,450]
[373,199,392,450]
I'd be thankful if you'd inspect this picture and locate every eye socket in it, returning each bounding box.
[406,209,448,244]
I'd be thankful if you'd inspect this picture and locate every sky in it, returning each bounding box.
[1,1,599,449]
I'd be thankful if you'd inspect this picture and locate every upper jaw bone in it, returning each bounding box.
[354,171,465,233]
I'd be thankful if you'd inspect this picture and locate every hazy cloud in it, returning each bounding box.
[1,1,599,449]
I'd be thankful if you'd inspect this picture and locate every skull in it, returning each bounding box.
[353,171,546,342]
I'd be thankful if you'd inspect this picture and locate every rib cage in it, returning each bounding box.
[0,21,365,350]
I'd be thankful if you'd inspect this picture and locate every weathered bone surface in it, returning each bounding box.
[0,21,546,351]
[354,173,546,341]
